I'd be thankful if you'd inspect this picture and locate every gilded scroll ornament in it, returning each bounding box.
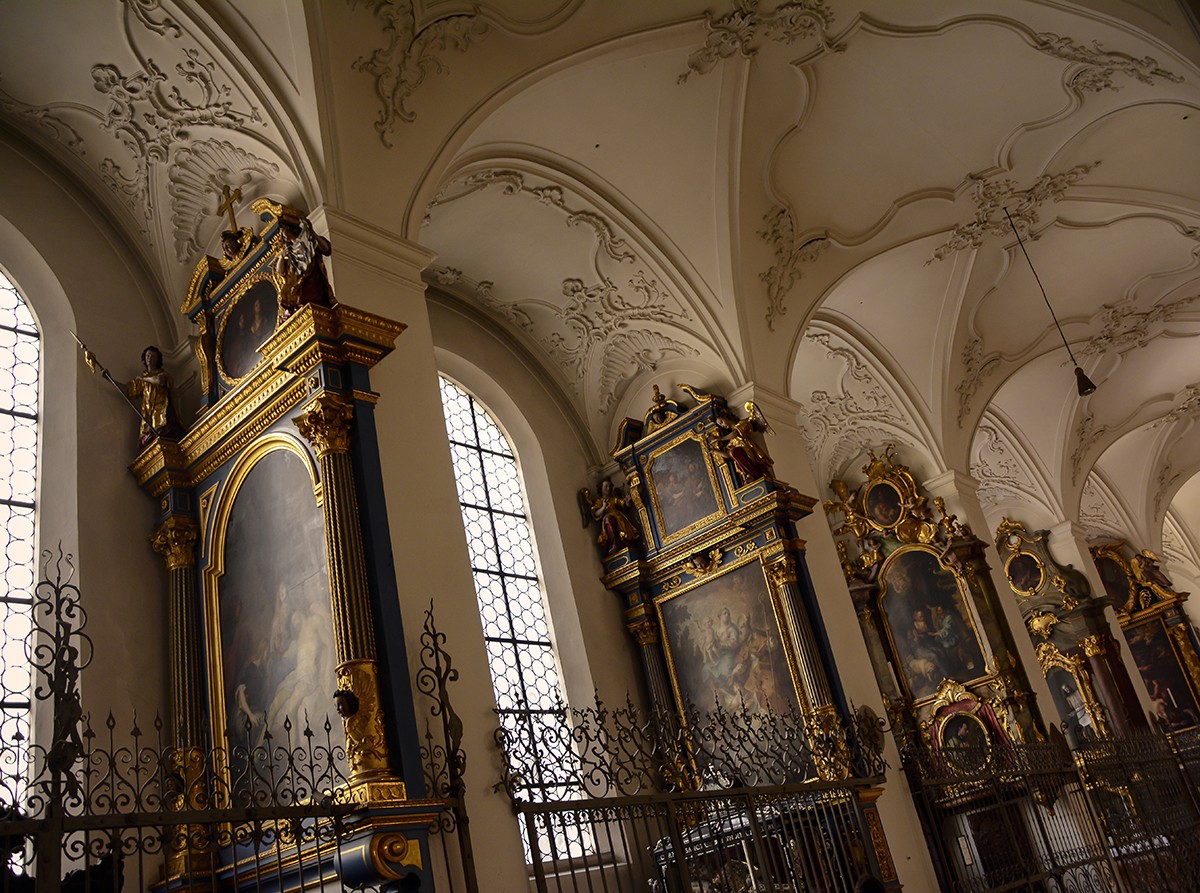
[370,831,423,878]
[337,660,392,779]
[150,515,198,571]
[293,392,354,456]
[1026,610,1059,640]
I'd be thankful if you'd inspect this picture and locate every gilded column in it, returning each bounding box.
[766,556,835,714]
[150,514,212,879]
[294,392,397,790]
[626,616,674,716]
[150,515,204,745]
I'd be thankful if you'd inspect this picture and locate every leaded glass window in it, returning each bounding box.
[437,376,590,860]
[0,270,39,790]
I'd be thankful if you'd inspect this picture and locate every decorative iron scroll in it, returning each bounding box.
[494,694,887,803]
[0,550,445,891]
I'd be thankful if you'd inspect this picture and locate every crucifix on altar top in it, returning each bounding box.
[215,182,250,263]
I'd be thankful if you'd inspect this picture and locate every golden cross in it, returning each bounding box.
[216,183,242,232]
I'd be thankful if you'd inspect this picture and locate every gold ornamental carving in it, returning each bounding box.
[1026,610,1059,640]
[336,660,392,780]
[370,832,423,878]
[294,392,354,457]
[150,516,199,571]
[862,803,897,882]
[630,620,659,647]
[764,556,797,588]
[1079,634,1111,658]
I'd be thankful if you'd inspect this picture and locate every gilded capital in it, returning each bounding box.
[1079,634,1112,657]
[765,557,797,588]
[630,620,659,647]
[293,393,354,456]
[150,515,198,571]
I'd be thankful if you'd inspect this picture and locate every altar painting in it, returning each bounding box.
[216,447,339,750]
[1125,620,1200,731]
[220,279,279,381]
[648,437,720,538]
[659,561,798,715]
[881,547,985,701]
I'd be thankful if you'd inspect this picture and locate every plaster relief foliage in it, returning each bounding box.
[1079,473,1121,536]
[1148,384,1200,431]
[796,332,913,483]
[759,206,829,330]
[1155,462,1182,516]
[169,139,279,262]
[972,423,1037,511]
[348,0,488,146]
[678,0,843,83]
[928,163,1100,264]
[0,0,263,239]
[1074,294,1200,360]
[956,336,1002,427]
[1161,514,1200,571]
[1071,412,1106,484]
[429,170,695,414]
[1031,33,1183,93]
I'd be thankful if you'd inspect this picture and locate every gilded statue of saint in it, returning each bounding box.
[276,216,334,317]
[709,403,775,484]
[129,346,182,448]
[579,478,640,555]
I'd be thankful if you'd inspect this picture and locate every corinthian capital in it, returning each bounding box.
[294,392,354,456]
[150,515,198,571]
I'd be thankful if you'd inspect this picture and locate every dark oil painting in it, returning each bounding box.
[939,711,990,773]
[882,547,985,700]
[1125,620,1200,732]
[865,481,902,528]
[1005,552,1043,595]
[218,447,339,753]
[649,437,720,537]
[659,561,798,715]
[1094,554,1133,607]
[221,279,279,380]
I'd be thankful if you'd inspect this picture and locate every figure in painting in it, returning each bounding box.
[579,478,640,555]
[1061,683,1095,740]
[276,216,334,317]
[128,346,183,449]
[708,403,774,484]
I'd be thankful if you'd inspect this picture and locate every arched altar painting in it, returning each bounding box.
[217,448,339,747]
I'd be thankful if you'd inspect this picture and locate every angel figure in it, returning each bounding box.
[709,402,775,484]
[579,478,640,555]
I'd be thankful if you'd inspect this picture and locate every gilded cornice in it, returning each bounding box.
[132,303,405,495]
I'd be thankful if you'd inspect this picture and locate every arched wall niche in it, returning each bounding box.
[429,293,644,714]
[0,133,170,726]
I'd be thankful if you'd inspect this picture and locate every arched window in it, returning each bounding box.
[0,269,39,776]
[437,376,589,857]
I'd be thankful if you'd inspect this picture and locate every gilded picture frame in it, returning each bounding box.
[935,709,992,774]
[216,271,283,385]
[655,556,804,718]
[644,434,724,544]
[201,434,342,791]
[878,545,989,702]
[1004,551,1045,597]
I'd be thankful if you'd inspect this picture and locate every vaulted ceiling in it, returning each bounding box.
[3,0,1200,576]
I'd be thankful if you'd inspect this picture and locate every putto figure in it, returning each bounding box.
[276,215,335,316]
[579,478,640,555]
[129,345,183,448]
[709,402,775,484]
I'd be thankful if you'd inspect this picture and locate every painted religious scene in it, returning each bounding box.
[648,437,719,537]
[658,561,799,715]
[220,279,279,380]
[216,447,340,755]
[882,547,986,701]
[1125,621,1200,731]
